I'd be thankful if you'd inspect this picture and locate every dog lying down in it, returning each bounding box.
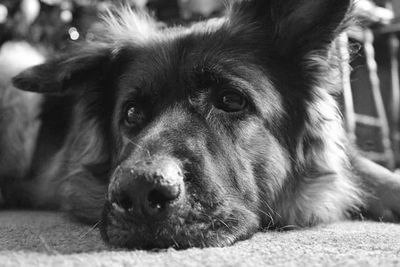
[1,0,400,249]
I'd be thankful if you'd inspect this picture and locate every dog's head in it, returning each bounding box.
[13,0,355,249]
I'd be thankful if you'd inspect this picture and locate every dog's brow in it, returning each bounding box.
[191,65,240,89]
[191,64,256,95]
[192,65,221,81]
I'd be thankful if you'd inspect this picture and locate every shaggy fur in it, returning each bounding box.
[1,0,400,249]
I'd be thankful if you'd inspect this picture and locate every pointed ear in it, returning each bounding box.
[230,0,352,57]
[12,45,115,94]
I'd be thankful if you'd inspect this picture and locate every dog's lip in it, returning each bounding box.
[105,198,187,222]
[100,200,188,248]
[100,198,260,249]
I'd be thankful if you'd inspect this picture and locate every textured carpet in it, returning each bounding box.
[0,211,399,267]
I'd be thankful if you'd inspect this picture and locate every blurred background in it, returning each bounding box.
[0,0,226,53]
[1,0,400,170]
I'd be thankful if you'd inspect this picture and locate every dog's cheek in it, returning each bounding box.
[234,118,291,223]
[179,136,230,208]
[178,128,262,238]
[205,118,262,207]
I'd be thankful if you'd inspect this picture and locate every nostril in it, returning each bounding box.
[116,192,134,211]
[147,186,180,210]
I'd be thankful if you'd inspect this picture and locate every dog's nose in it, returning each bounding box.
[118,179,181,218]
[109,158,184,219]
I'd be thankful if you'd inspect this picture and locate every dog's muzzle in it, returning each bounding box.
[108,157,184,220]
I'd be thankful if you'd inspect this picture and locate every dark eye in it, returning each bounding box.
[216,90,247,112]
[124,104,142,126]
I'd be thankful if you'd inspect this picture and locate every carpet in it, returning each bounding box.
[0,211,399,267]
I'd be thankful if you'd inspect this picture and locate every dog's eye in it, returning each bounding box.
[216,91,247,112]
[124,104,142,126]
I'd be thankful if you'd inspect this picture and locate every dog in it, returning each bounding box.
[1,0,400,249]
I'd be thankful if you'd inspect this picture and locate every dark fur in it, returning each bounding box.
[1,0,400,249]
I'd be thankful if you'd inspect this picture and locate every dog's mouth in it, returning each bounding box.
[98,156,260,249]
[100,196,256,249]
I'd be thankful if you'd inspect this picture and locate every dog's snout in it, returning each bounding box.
[110,158,184,220]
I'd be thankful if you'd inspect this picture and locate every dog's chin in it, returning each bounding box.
[100,201,259,249]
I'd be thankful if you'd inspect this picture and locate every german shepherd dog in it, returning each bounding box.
[1,0,400,249]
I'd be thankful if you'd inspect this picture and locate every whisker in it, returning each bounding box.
[78,219,103,240]
[261,199,282,218]
[221,194,280,229]
[206,106,214,121]
[126,138,152,160]
[39,235,60,255]
[276,224,299,231]
[171,236,179,248]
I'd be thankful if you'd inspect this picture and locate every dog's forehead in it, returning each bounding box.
[112,16,283,120]
[116,19,262,94]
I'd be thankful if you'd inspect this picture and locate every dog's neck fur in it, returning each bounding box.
[271,43,364,227]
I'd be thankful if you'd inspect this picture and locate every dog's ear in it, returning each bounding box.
[230,0,352,57]
[12,45,117,94]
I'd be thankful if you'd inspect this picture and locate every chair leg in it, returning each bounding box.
[338,33,357,144]
[363,28,395,169]
[389,33,400,166]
